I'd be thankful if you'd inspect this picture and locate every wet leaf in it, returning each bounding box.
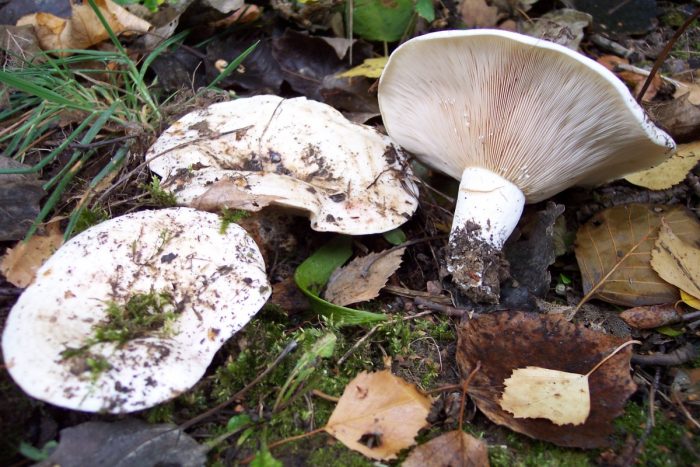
[324,370,431,460]
[36,419,206,467]
[338,57,388,79]
[501,367,590,426]
[294,236,387,325]
[324,248,404,306]
[352,0,415,42]
[574,204,700,306]
[17,0,151,52]
[1,221,63,287]
[625,142,700,190]
[382,227,406,245]
[456,311,637,448]
[651,221,700,299]
[619,304,681,329]
[0,156,45,241]
[403,430,489,467]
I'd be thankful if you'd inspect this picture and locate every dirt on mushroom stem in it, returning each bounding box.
[447,223,509,303]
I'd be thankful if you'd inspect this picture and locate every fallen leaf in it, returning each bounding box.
[625,142,700,190]
[681,290,700,310]
[524,8,591,50]
[457,311,637,448]
[651,221,700,299]
[574,204,700,306]
[500,367,590,426]
[324,248,405,306]
[652,93,700,143]
[674,81,700,106]
[403,430,489,467]
[460,0,500,28]
[597,55,661,102]
[36,419,206,467]
[338,57,388,79]
[190,179,281,212]
[352,0,415,43]
[619,304,681,329]
[1,221,63,287]
[17,0,151,52]
[0,156,45,241]
[324,370,431,460]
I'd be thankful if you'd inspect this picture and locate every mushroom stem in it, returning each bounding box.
[447,167,525,303]
[451,167,525,248]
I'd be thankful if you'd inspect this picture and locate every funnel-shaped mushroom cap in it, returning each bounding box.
[2,208,270,413]
[147,95,418,235]
[378,29,675,203]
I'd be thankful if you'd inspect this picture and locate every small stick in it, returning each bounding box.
[458,362,481,432]
[414,296,471,318]
[631,342,697,367]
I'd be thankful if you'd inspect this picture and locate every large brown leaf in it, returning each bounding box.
[456,311,636,448]
[574,204,700,306]
[403,430,489,467]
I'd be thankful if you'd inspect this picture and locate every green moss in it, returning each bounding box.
[145,176,177,207]
[73,207,109,235]
[306,442,373,466]
[219,208,250,234]
[662,10,687,28]
[488,432,591,467]
[614,402,699,466]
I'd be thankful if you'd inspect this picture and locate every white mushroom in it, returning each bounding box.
[2,208,270,413]
[378,29,675,302]
[146,95,418,235]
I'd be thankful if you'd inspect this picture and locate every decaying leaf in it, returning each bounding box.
[651,221,700,299]
[324,370,431,460]
[338,57,388,79]
[36,419,206,467]
[1,222,63,287]
[619,304,681,329]
[501,367,590,426]
[457,311,636,448]
[674,81,700,106]
[0,156,45,241]
[575,204,700,306]
[324,248,405,306]
[597,55,662,102]
[653,93,700,143]
[190,179,280,212]
[460,0,500,28]
[523,8,591,50]
[17,0,151,52]
[403,430,489,467]
[625,142,700,190]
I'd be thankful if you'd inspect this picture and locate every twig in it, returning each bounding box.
[590,33,636,59]
[384,285,452,304]
[414,296,471,318]
[672,389,700,431]
[337,323,381,366]
[637,7,700,103]
[631,342,698,366]
[179,340,297,431]
[311,389,340,402]
[240,428,326,464]
[626,367,661,465]
[458,361,481,432]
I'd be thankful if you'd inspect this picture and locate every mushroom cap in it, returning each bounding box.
[378,29,675,203]
[147,95,418,235]
[2,208,270,413]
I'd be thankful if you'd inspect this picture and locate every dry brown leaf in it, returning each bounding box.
[619,304,681,329]
[653,93,700,143]
[597,55,661,102]
[1,222,63,287]
[324,370,431,460]
[17,0,150,52]
[457,311,636,448]
[574,204,700,307]
[324,248,405,306]
[403,430,489,467]
[651,222,700,299]
[674,81,700,106]
[189,179,279,212]
[460,0,500,28]
[625,142,700,190]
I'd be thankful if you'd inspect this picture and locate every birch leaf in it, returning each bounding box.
[651,222,700,299]
[625,142,700,190]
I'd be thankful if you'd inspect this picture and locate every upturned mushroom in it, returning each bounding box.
[378,29,675,303]
[146,95,418,235]
[2,208,270,413]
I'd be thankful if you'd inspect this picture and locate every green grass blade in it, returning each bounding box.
[0,70,93,112]
[206,41,259,90]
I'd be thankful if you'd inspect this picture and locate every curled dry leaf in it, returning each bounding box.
[625,142,700,190]
[456,311,636,448]
[17,0,151,52]
[402,430,489,467]
[651,221,700,300]
[324,370,431,460]
[324,248,405,307]
[619,304,681,329]
[0,222,63,287]
[575,204,700,307]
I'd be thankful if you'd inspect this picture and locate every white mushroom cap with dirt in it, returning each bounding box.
[378,29,675,304]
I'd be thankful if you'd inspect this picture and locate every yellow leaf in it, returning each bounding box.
[324,370,431,460]
[625,142,700,190]
[681,290,700,310]
[17,0,150,52]
[651,222,700,299]
[0,223,63,287]
[500,367,590,426]
[337,57,389,79]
